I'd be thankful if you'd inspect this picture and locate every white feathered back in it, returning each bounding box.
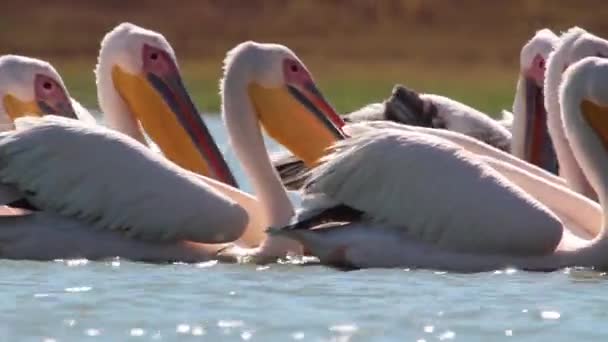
[304,127,562,256]
[0,116,247,243]
[422,94,512,151]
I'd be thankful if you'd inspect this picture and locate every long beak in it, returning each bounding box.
[523,77,559,174]
[287,82,346,136]
[250,81,346,166]
[147,72,238,187]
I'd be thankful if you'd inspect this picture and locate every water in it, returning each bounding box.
[4,115,608,341]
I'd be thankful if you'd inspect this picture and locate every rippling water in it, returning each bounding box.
[5,115,608,341]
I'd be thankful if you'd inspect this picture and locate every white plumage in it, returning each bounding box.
[0,211,224,262]
[95,22,176,144]
[214,41,600,268]
[271,30,565,190]
[304,127,561,255]
[0,116,247,244]
[273,56,608,271]
[339,120,600,239]
[419,93,512,150]
[0,55,94,127]
[544,27,608,200]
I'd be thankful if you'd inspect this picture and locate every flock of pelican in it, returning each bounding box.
[1,23,608,272]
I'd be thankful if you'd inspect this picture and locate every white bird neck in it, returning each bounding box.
[545,57,597,199]
[563,88,608,238]
[96,60,148,146]
[221,72,294,229]
[510,75,527,159]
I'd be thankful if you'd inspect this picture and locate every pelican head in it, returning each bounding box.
[221,41,345,166]
[0,55,77,124]
[561,57,608,207]
[96,23,237,186]
[516,29,559,172]
[521,29,558,87]
[545,28,608,131]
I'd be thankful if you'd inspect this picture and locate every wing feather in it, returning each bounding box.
[0,116,247,243]
[304,128,563,256]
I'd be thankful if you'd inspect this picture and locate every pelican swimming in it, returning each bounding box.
[0,114,249,261]
[244,38,595,238]
[545,27,608,201]
[95,23,266,247]
[217,41,602,264]
[272,29,559,190]
[0,24,270,261]
[271,56,608,271]
[0,55,99,206]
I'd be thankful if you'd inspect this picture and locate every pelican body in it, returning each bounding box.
[273,57,608,271]
[272,30,561,190]
[216,41,605,271]
[0,24,263,261]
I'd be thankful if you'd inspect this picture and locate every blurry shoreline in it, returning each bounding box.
[2,0,606,113]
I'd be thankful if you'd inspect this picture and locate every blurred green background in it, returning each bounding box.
[1,0,607,115]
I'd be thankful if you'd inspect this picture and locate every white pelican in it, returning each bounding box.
[0,55,95,126]
[0,25,265,260]
[0,55,98,206]
[272,29,560,190]
[95,23,236,186]
[95,23,266,246]
[545,27,608,201]
[0,115,248,261]
[217,41,602,264]
[511,29,559,172]
[271,56,608,271]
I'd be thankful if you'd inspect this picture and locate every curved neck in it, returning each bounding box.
[562,91,608,238]
[96,62,148,145]
[545,62,597,200]
[222,71,294,228]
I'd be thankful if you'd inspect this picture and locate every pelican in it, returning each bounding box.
[0,24,267,261]
[94,22,266,246]
[217,41,602,264]
[272,29,559,190]
[0,55,95,126]
[271,56,608,271]
[0,55,98,206]
[0,115,249,261]
[95,23,235,186]
[545,27,608,201]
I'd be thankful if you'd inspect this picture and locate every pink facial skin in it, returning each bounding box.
[142,44,179,78]
[34,74,76,118]
[524,54,546,87]
[282,58,346,131]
